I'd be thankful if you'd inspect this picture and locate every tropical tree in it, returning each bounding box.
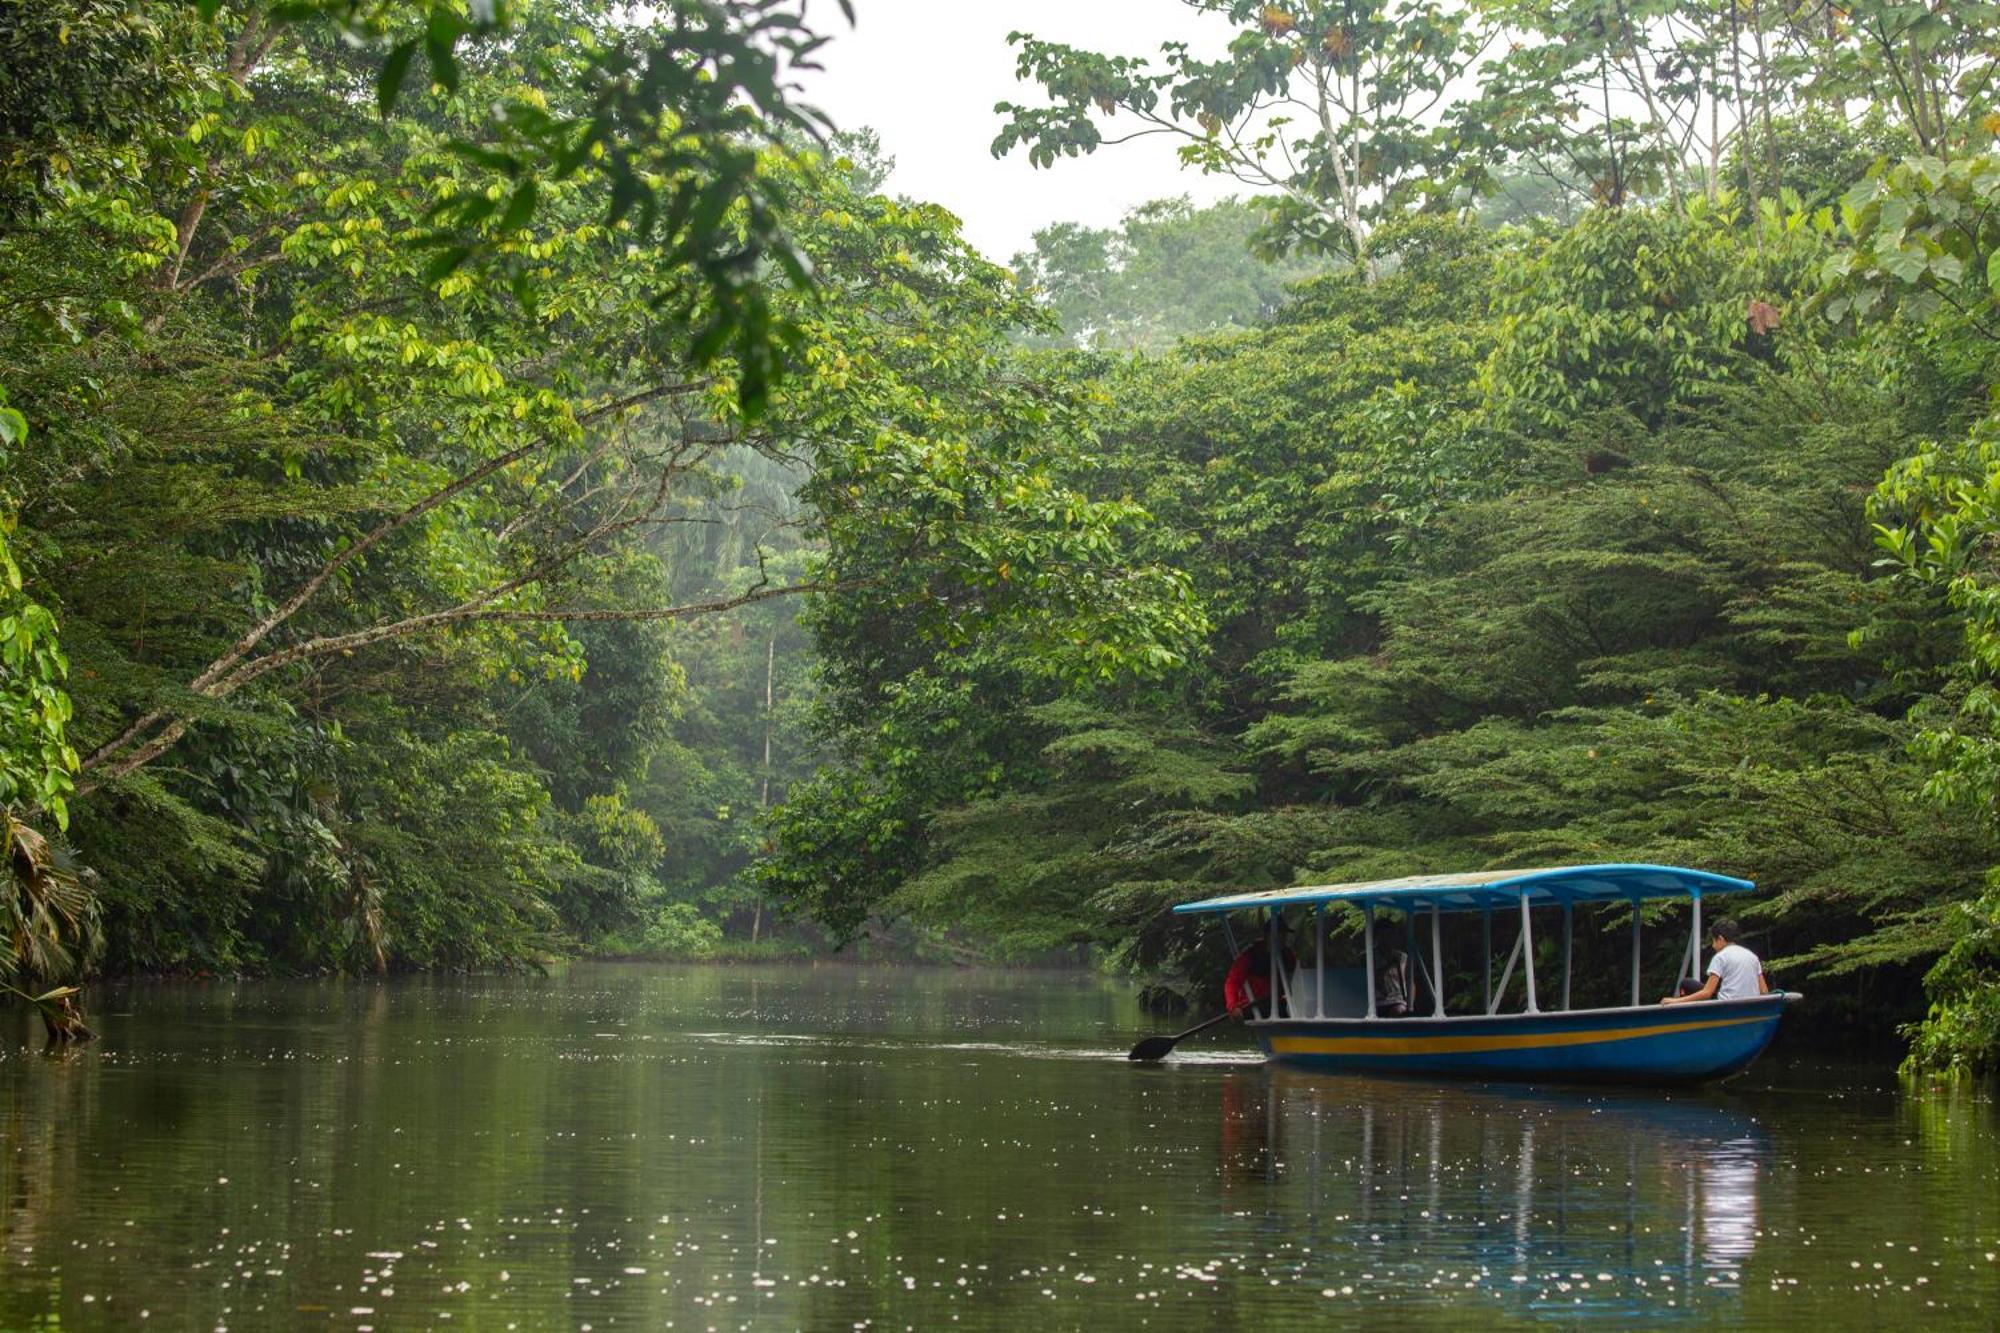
[993,0,1488,260]
[1464,0,2000,215]
[1011,196,1330,350]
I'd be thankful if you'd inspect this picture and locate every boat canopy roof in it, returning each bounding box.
[1171,863,1753,916]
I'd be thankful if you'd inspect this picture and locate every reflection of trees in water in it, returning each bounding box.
[0,1034,99,1326]
[1219,1073,1278,1188]
[1228,1074,1773,1320]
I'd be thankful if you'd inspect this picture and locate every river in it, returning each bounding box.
[2,964,1995,1329]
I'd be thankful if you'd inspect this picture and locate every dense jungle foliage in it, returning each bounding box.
[770,0,2000,1075]
[6,0,2000,1076]
[0,0,1193,983]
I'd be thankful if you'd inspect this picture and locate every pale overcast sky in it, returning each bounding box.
[799,0,1241,262]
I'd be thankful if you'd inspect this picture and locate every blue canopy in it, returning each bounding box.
[1171,863,1753,916]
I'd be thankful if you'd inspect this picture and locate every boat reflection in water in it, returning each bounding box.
[1222,1070,1769,1322]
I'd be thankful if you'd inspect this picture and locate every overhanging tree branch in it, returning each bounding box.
[74,579,839,797]
[78,378,721,785]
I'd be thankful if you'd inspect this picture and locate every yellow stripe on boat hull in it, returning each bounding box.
[1266,1013,1771,1057]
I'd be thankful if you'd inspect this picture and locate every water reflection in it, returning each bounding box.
[1696,1135,1760,1273]
[0,965,1993,1330]
[1226,1071,1770,1320]
[1219,1072,1278,1185]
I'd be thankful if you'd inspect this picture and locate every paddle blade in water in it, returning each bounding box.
[1129,1011,1232,1061]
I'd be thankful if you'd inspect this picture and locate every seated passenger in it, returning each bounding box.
[1660,917,1770,1005]
[1373,920,1414,1018]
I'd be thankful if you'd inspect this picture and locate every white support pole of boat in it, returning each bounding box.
[1405,909,1421,1012]
[1408,911,1438,1009]
[1561,903,1573,1012]
[1268,909,1281,1020]
[1688,888,1704,992]
[1364,902,1378,1020]
[1688,892,1703,994]
[1630,901,1642,1007]
[1482,905,1492,1010]
[1487,925,1524,1015]
[1430,906,1445,1017]
[1520,895,1539,1014]
[1314,903,1326,1019]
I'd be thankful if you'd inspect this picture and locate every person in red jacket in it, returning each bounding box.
[1224,928,1297,1019]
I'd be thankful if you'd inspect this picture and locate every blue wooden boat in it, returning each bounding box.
[1173,864,1796,1084]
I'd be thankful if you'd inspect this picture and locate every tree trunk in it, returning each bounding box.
[40,994,94,1045]
[1730,0,1759,217]
[1612,0,1680,207]
[751,632,776,944]
[1749,0,1780,192]
[1708,55,1721,204]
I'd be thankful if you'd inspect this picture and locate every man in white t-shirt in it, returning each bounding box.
[1660,917,1769,1005]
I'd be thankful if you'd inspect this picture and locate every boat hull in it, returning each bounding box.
[1249,994,1795,1085]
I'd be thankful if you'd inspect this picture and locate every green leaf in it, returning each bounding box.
[689,313,732,366]
[605,168,644,228]
[445,142,522,175]
[422,244,473,284]
[425,11,463,94]
[1883,246,1928,283]
[377,40,419,116]
[496,179,538,233]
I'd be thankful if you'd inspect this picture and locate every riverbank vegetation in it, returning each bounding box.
[6,1,2000,1075]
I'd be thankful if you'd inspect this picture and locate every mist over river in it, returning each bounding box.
[3,964,1995,1329]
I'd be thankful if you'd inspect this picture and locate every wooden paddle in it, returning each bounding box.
[1128,1011,1234,1062]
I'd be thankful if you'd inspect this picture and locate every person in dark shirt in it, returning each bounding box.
[1372,918,1414,1017]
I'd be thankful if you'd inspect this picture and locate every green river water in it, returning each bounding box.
[1,963,1995,1330]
